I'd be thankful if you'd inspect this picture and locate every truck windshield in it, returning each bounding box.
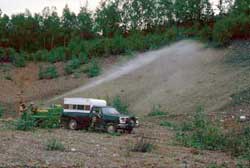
[102,107,120,115]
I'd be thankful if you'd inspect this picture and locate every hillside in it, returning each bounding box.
[1,40,250,167]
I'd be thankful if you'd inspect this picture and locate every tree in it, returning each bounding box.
[95,0,122,37]
[232,0,250,15]
[77,7,94,39]
[61,5,77,46]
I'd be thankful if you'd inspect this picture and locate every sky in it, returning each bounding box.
[0,0,101,15]
[0,0,220,16]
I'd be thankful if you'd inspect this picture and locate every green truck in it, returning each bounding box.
[61,98,139,133]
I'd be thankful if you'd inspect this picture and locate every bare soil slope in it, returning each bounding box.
[50,40,250,116]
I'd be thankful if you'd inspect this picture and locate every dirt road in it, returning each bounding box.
[50,40,246,116]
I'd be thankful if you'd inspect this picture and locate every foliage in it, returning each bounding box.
[64,58,81,74]
[39,65,58,79]
[0,0,249,65]
[131,136,154,153]
[45,138,65,151]
[48,47,65,63]
[160,121,177,129]
[231,88,250,106]
[111,96,129,114]
[176,106,226,150]
[0,104,4,118]
[148,104,168,117]
[12,54,26,67]
[86,59,101,77]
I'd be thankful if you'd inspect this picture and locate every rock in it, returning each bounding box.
[240,116,246,121]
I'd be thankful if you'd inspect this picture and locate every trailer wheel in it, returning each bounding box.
[69,119,78,130]
[106,124,116,134]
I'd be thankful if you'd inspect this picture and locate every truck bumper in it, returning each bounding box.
[117,123,133,130]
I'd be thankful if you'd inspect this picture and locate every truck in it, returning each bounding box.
[61,98,139,133]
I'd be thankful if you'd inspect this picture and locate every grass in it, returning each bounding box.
[231,88,250,106]
[0,104,4,118]
[131,136,154,153]
[45,138,65,151]
[111,96,129,115]
[148,105,168,117]
[226,41,250,65]
[39,65,58,79]
[4,74,13,81]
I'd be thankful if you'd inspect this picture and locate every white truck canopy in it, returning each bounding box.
[64,98,107,107]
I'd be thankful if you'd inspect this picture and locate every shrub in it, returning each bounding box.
[131,136,154,153]
[160,121,176,129]
[198,25,213,41]
[12,53,26,67]
[111,96,129,114]
[45,138,65,151]
[225,127,250,158]
[0,104,4,118]
[176,106,226,150]
[231,88,250,106]
[32,49,49,62]
[39,65,59,79]
[79,52,89,64]
[64,58,81,74]
[86,60,101,77]
[48,47,65,63]
[127,32,146,51]
[148,105,168,117]
[4,74,13,81]
[108,35,128,55]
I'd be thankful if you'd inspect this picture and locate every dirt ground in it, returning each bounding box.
[1,40,250,167]
[0,120,237,168]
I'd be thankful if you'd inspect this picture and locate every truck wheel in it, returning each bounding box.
[106,124,116,134]
[69,119,78,130]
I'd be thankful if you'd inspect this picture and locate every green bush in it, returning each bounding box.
[198,25,213,41]
[225,127,250,158]
[231,88,250,106]
[148,105,168,117]
[213,18,234,46]
[39,65,59,79]
[131,136,154,153]
[79,52,89,64]
[48,47,66,63]
[32,49,49,62]
[111,96,129,114]
[108,35,128,55]
[12,53,26,67]
[45,138,65,151]
[0,104,4,118]
[87,60,101,77]
[127,32,146,51]
[64,58,81,74]
[176,106,226,150]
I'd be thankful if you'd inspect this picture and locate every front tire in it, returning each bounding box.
[68,119,78,130]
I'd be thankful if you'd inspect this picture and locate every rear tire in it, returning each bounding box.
[106,124,116,134]
[68,119,78,130]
